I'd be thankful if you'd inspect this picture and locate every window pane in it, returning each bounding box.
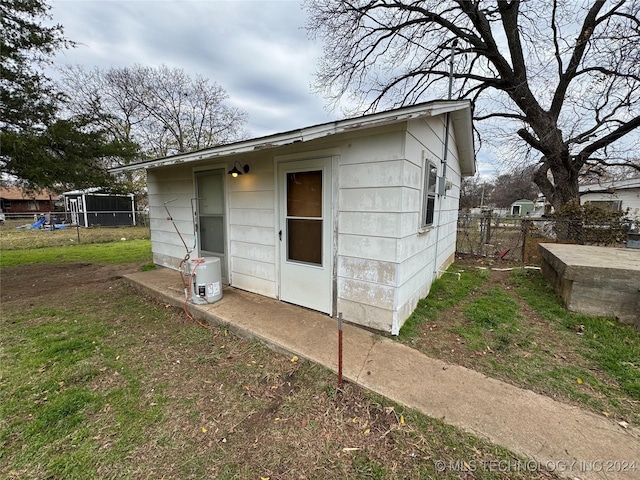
[428,163,438,194]
[287,171,322,217]
[425,197,435,225]
[287,218,322,265]
[198,172,224,215]
[588,201,622,212]
[422,161,438,227]
[200,216,224,254]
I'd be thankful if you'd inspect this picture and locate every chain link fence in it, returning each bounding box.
[456,212,631,264]
[1,211,149,227]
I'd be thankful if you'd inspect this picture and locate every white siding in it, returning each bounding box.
[581,189,640,218]
[147,166,195,270]
[227,158,277,298]
[335,130,406,331]
[392,117,462,333]
[144,116,468,334]
[146,156,278,299]
[332,117,463,333]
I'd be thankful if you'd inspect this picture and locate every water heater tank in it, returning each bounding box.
[189,257,223,304]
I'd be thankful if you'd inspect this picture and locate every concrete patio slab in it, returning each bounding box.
[538,243,640,326]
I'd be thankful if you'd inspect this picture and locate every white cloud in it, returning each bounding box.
[49,0,336,137]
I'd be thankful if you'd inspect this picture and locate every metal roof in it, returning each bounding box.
[110,100,476,176]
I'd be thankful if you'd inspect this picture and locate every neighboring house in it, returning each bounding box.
[579,178,640,219]
[112,100,476,334]
[468,207,509,216]
[0,186,57,215]
[62,188,136,227]
[510,199,535,216]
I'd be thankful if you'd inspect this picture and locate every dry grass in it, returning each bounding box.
[0,219,150,250]
[0,262,558,480]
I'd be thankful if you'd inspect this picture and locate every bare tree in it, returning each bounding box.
[459,175,492,209]
[489,165,540,208]
[59,64,249,159]
[304,0,640,210]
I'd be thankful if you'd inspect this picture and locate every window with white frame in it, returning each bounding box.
[586,200,622,212]
[422,160,438,228]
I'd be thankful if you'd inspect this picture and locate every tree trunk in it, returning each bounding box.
[534,164,580,210]
[529,124,580,213]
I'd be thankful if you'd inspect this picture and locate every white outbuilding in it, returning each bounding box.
[112,100,476,334]
[580,177,640,219]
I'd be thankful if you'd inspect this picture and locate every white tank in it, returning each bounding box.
[189,257,223,304]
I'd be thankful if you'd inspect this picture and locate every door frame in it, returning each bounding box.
[275,149,339,316]
[193,167,229,283]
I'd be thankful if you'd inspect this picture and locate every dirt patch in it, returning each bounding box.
[0,262,145,305]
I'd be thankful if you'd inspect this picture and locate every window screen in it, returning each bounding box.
[422,161,438,227]
[286,170,323,266]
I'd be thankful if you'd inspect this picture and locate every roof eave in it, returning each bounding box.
[110,100,475,174]
[450,106,476,177]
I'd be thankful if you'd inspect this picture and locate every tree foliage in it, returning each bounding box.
[2,118,139,191]
[304,0,640,210]
[459,175,492,209]
[59,64,249,159]
[459,167,539,209]
[0,0,71,132]
[0,0,138,191]
[553,198,630,245]
[490,165,539,207]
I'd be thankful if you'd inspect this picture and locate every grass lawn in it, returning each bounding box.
[0,221,152,267]
[0,219,150,250]
[1,240,558,478]
[399,260,640,426]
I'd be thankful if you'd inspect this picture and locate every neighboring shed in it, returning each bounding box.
[580,178,640,218]
[62,188,136,227]
[112,100,476,334]
[510,199,535,216]
[0,186,56,215]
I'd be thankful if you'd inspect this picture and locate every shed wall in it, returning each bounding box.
[392,117,461,332]
[336,129,406,332]
[145,118,466,334]
[581,189,640,218]
[147,167,196,269]
[226,156,277,298]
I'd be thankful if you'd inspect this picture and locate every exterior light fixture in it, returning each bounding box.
[228,161,249,177]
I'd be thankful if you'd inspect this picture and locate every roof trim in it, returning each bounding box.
[110,100,475,175]
[579,177,640,193]
[62,187,133,197]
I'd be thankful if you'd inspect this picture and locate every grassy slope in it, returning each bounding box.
[399,264,640,425]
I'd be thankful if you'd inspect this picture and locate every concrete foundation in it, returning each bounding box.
[538,243,640,327]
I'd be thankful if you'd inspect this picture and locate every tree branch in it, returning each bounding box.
[550,1,608,118]
[576,116,640,166]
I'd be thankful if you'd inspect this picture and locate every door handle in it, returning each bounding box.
[279,230,282,241]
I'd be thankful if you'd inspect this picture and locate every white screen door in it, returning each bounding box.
[196,169,227,282]
[279,158,332,314]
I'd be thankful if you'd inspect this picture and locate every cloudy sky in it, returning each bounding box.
[49,0,337,137]
[49,0,498,175]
